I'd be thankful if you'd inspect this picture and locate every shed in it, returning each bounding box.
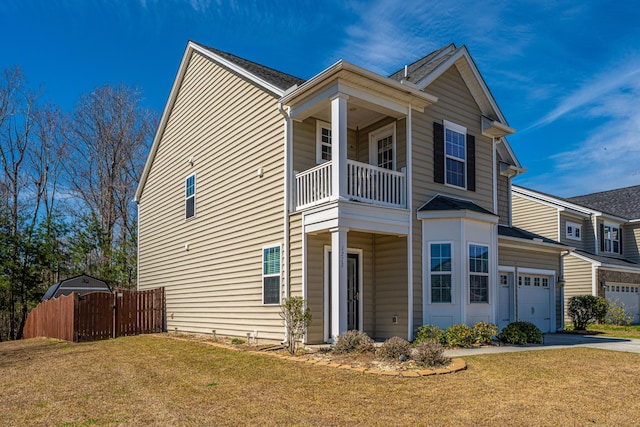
[42,274,111,300]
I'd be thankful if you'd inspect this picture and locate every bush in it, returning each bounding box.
[499,321,543,344]
[333,330,374,354]
[444,324,475,347]
[568,295,609,330]
[376,336,411,361]
[414,324,445,345]
[606,299,634,326]
[413,340,450,368]
[280,296,312,355]
[473,322,498,345]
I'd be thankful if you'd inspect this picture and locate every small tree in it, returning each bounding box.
[567,295,609,330]
[280,296,311,355]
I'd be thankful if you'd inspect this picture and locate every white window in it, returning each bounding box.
[444,120,466,188]
[566,221,582,241]
[185,174,196,219]
[369,123,396,170]
[429,243,452,303]
[469,244,489,303]
[316,120,332,164]
[262,245,281,305]
[604,223,620,253]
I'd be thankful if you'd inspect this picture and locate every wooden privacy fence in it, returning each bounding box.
[23,288,165,342]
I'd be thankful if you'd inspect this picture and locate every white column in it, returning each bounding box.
[330,94,349,201]
[330,226,348,340]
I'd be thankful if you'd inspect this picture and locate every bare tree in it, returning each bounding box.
[67,84,155,287]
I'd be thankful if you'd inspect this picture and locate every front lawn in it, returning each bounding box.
[585,323,640,339]
[2,335,639,426]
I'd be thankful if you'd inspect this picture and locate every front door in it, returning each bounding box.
[347,253,360,330]
[326,250,361,336]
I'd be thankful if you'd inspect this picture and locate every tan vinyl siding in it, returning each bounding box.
[373,235,408,339]
[559,212,588,250]
[289,213,303,297]
[138,51,286,340]
[563,254,595,322]
[305,233,329,343]
[511,194,558,240]
[292,118,358,174]
[498,245,561,272]
[623,223,640,262]
[411,65,497,329]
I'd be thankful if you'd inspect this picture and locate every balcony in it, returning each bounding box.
[295,159,406,210]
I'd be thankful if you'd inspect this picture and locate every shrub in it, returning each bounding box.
[606,299,634,326]
[333,330,374,354]
[414,324,445,345]
[499,321,543,344]
[473,322,498,345]
[568,295,609,330]
[376,336,411,361]
[280,296,312,355]
[444,323,475,347]
[231,338,245,345]
[413,340,450,368]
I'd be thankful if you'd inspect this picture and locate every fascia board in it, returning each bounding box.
[568,251,602,266]
[417,209,499,224]
[512,186,600,216]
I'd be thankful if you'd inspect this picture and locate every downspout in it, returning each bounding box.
[406,106,413,341]
[492,137,497,214]
[278,101,292,343]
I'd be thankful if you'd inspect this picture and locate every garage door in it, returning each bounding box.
[517,274,551,332]
[605,284,640,324]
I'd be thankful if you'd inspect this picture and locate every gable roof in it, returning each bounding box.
[191,41,304,92]
[571,249,640,271]
[567,185,640,220]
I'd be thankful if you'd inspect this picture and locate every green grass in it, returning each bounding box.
[586,323,640,339]
[2,334,640,426]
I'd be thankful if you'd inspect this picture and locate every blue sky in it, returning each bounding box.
[2,0,639,197]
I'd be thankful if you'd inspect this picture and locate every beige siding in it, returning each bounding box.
[498,245,561,272]
[289,213,303,297]
[305,233,329,343]
[373,235,408,339]
[138,51,287,340]
[563,254,594,322]
[411,66,497,329]
[292,118,360,173]
[623,223,640,262]
[512,194,558,239]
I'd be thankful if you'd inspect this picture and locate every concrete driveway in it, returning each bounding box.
[444,333,640,357]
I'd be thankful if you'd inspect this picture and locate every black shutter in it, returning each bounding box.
[433,122,445,184]
[619,228,623,254]
[599,223,605,252]
[466,134,476,192]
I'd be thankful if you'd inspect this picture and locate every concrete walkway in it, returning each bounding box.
[444,333,640,357]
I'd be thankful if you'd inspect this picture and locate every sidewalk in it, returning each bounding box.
[444,333,640,357]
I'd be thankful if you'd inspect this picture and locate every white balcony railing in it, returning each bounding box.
[295,160,406,210]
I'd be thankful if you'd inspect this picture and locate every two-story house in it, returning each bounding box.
[513,185,640,324]
[135,41,568,344]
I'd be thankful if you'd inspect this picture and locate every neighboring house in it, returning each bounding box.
[135,41,567,344]
[512,185,640,324]
[42,274,111,300]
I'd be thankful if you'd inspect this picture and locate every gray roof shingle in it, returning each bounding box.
[567,185,640,220]
[498,225,565,246]
[418,194,495,215]
[388,44,461,83]
[192,41,305,92]
[573,249,640,268]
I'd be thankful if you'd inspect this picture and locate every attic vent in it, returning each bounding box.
[404,65,408,79]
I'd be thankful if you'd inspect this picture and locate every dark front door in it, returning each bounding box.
[347,253,359,331]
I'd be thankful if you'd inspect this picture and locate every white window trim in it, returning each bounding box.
[315,120,332,164]
[443,119,467,189]
[185,173,196,220]
[603,222,620,254]
[262,244,282,306]
[566,221,582,241]
[427,241,454,304]
[368,122,396,170]
[468,242,489,304]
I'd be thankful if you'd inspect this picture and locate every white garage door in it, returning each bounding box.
[605,284,640,324]
[517,274,552,332]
